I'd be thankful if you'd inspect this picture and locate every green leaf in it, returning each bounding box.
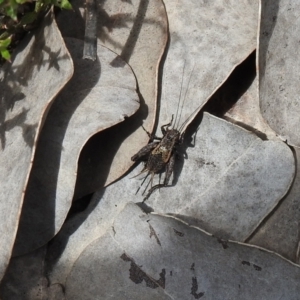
[34,0,43,12]
[20,11,37,25]
[0,37,11,49]
[60,0,72,10]
[49,0,58,6]
[0,0,5,4]
[1,49,11,60]
[15,0,28,3]
[0,32,10,40]
[5,5,17,20]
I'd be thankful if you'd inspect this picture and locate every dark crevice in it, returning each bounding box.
[203,50,256,118]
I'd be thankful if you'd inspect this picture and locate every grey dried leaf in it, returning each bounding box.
[64,202,300,299]
[259,0,300,146]
[0,12,73,280]
[12,38,140,257]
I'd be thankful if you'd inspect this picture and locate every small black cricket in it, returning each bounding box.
[131,115,183,201]
[131,61,196,201]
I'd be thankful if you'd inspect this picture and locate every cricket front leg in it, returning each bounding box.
[161,115,174,135]
[131,141,158,162]
[142,125,162,142]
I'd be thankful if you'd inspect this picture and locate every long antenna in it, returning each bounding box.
[176,63,196,130]
[178,109,197,133]
[173,60,187,129]
[178,95,204,135]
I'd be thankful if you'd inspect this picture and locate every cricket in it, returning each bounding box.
[131,61,196,201]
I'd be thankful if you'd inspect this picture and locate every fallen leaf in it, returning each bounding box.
[259,0,300,146]
[0,12,73,280]
[12,38,140,256]
[63,202,300,299]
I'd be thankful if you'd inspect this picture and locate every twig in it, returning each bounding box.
[83,0,97,61]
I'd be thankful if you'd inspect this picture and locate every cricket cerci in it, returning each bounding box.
[131,62,196,201]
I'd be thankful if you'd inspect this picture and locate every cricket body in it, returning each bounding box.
[131,60,196,201]
[131,115,183,201]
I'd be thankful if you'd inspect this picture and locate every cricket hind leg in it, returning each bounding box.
[133,169,157,197]
[130,165,148,179]
[142,184,163,202]
[142,172,155,196]
[131,141,159,161]
[135,171,151,195]
[164,151,176,185]
[143,152,176,202]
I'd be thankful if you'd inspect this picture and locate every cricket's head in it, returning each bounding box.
[163,129,181,146]
[167,128,180,138]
